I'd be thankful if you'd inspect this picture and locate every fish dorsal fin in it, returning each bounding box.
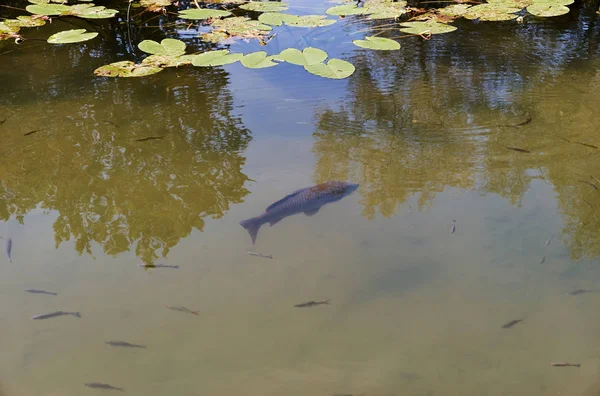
[304,208,320,216]
[265,187,308,212]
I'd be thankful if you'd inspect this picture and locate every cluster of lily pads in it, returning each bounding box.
[93,38,355,79]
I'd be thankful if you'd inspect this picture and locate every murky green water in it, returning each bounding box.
[3,0,600,395]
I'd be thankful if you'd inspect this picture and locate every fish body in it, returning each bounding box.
[294,299,330,308]
[240,181,359,244]
[545,239,551,247]
[105,341,146,348]
[248,251,273,259]
[504,146,531,153]
[165,305,199,315]
[450,220,456,234]
[25,289,57,296]
[502,319,523,328]
[568,289,593,296]
[551,362,580,367]
[138,264,179,269]
[539,256,546,264]
[135,136,164,142]
[32,311,81,320]
[84,383,124,391]
[6,238,12,263]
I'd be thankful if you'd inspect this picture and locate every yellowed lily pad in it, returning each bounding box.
[94,61,163,78]
[463,3,521,21]
[239,2,288,12]
[178,8,231,19]
[4,16,47,28]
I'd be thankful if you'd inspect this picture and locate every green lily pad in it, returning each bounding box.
[26,3,70,16]
[258,12,289,26]
[47,28,98,44]
[69,4,118,19]
[202,16,272,43]
[438,4,472,17]
[353,36,400,50]
[325,4,367,15]
[304,58,355,79]
[191,50,244,66]
[4,16,47,28]
[259,13,335,27]
[399,20,457,34]
[178,8,231,19]
[463,3,521,21]
[239,2,288,12]
[240,51,278,68]
[0,22,20,40]
[527,2,570,16]
[140,0,172,7]
[488,0,534,7]
[94,61,164,78]
[138,38,186,56]
[276,47,327,65]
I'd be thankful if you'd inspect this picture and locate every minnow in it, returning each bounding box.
[558,137,597,149]
[25,289,57,296]
[545,239,551,247]
[502,116,532,128]
[502,319,523,328]
[6,238,12,263]
[294,300,330,308]
[138,264,179,269]
[135,136,164,142]
[568,289,593,296]
[105,341,146,348]
[240,181,359,244]
[165,305,199,315]
[248,251,273,259]
[84,383,124,391]
[32,311,81,320]
[551,362,580,367]
[504,145,531,153]
[450,220,456,234]
[23,129,41,136]
[579,180,598,190]
[539,256,546,264]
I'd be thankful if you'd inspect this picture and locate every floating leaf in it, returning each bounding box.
[527,2,570,16]
[69,4,118,19]
[399,20,457,34]
[438,4,472,17]
[258,12,289,26]
[0,22,20,40]
[239,2,288,12]
[201,16,271,43]
[47,28,98,44]
[138,38,186,56]
[489,0,534,7]
[94,61,163,78]
[259,13,335,27]
[240,51,278,68]
[142,54,194,68]
[140,0,173,10]
[325,4,367,15]
[26,3,70,16]
[363,0,407,19]
[353,36,400,50]
[304,58,355,79]
[178,8,231,19]
[191,50,243,66]
[276,47,327,65]
[463,3,521,21]
[4,15,47,28]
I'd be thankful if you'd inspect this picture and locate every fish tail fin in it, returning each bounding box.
[324,299,331,305]
[74,312,81,318]
[240,217,262,245]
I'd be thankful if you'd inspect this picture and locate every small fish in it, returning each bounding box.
[504,145,531,153]
[544,239,551,247]
[25,289,57,296]
[32,311,81,320]
[551,362,581,367]
[558,137,597,149]
[502,116,532,128]
[450,220,456,234]
[23,129,41,136]
[164,305,199,315]
[0,118,6,125]
[502,319,523,328]
[6,238,12,263]
[135,136,164,142]
[294,300,330,308]
[105,341,146,348]
[539,256,546,264]
[102,120,118,127]
[137,263,180,269]
[579,180,598,190]
[240,181,359,244]
[84,383,124,391]
[248,251,273,259]
[568,289,593,296]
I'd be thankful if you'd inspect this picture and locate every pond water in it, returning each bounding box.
[2,0,600,395]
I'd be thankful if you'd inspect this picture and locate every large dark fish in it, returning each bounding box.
[135,136,164,142]
[240,181,359,244]
[568,289,593,296]
[551,362,580,367]
[25,289,57,296]
[32,311,81,320]
[294,300,330,308]
[5,238,12,263]
[504,145,531,153]
[501,319,523,329]
[84,383,124,391]
[105,341,146,348]
[164,305,199,315]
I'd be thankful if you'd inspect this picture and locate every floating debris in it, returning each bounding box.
[501,319,523,329]
[25,289,57,296]
[32,311,81,320]
[84,383,124,391]
[6,238,12,263]
[504,145,531,153]
[450,219,456,234]
[135,136,164,142]
[138,263,180,269]
[165,305,199,315]
[567,289,593,296]
[294,299,330,308]
[248,251,273,259]
[105,341,146,348]
[551,362,580,367]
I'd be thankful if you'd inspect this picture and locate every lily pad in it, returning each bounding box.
[399,20,457,35]
[94,61,164,78]
[527,2,570,16]
[140,0,173,10]
[259,13,335,27]
[276,47,327,65]
[326,4,367,15]
[363,0,407,19]
[4,16,47,28]
[201,16,271,43]
[47,28,98,44]
[438,4,472,17]
[139,38,186,56]
[69,4,118,19]
[240,51,278,68]
[239,2,288,12]
[463,3,521,21]
[142,54,194,68]
[191,50,244,66]
[178,8,232,19]
[26,3,70,16]
[353,36,400,50]
[304,58,355,79]
[258,12,290,26]
[0,22,20,40]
